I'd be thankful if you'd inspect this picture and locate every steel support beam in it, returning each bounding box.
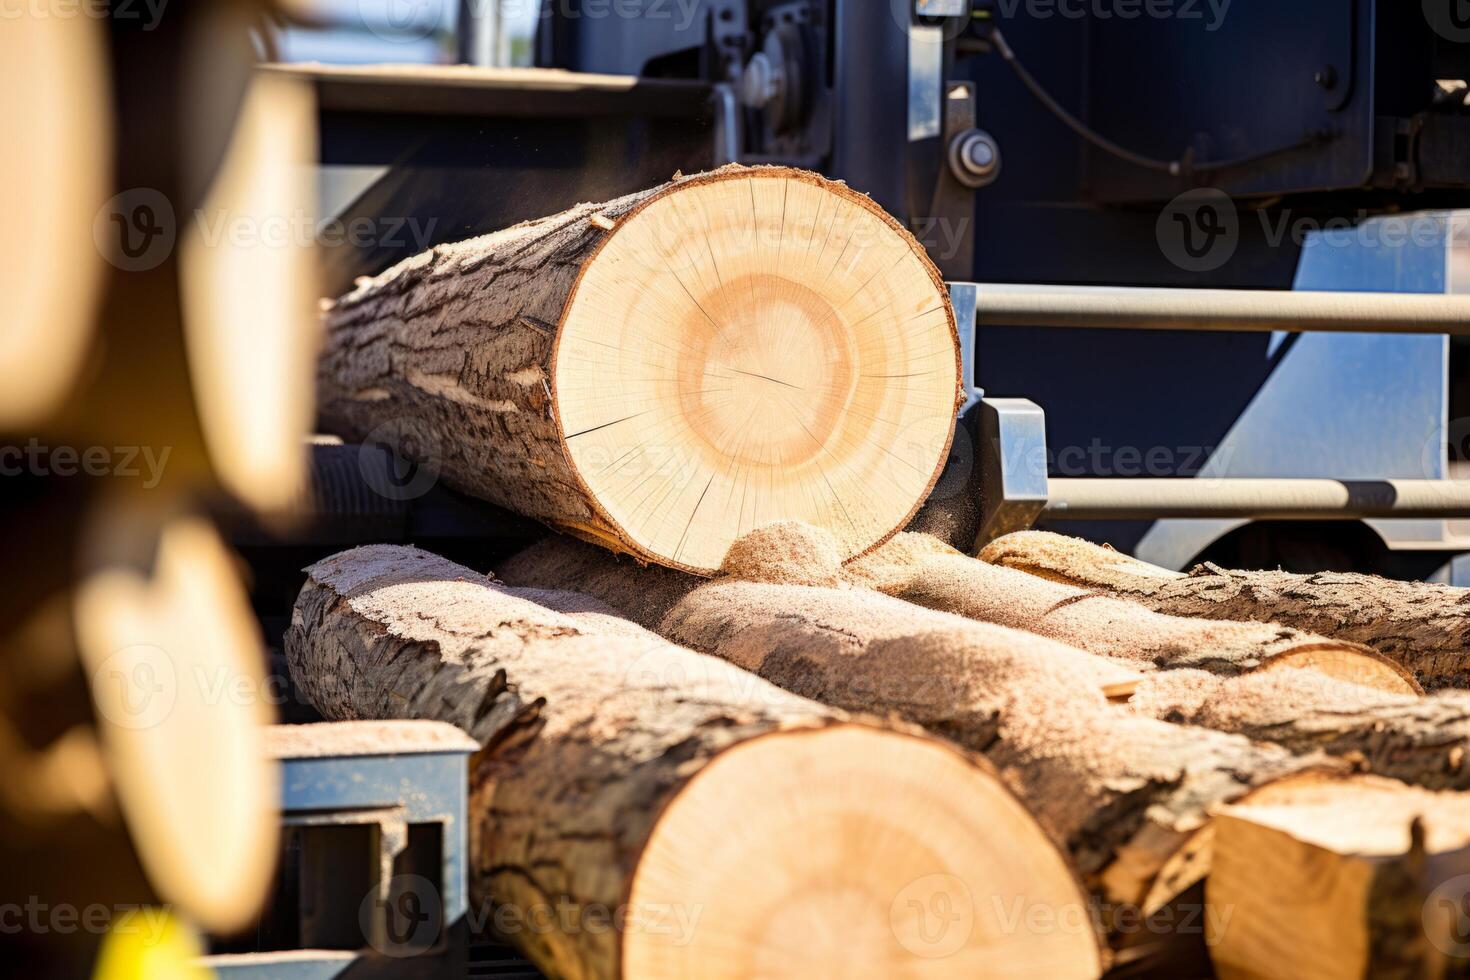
[1044,478,1470,520]
[970,284,1470,335]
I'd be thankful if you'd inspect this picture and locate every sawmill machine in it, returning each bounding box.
[267,0,1470,584]
[13,4,1470,978]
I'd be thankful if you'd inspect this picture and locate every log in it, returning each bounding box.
[496,524,1341,919]
[1129,669,1470,791]
[317,164,962,575]
[72,515,278,936]
[286,544,1105,979]
[981,530,1470,691]
[1206,774,1470,980]
[849,533,1420,695]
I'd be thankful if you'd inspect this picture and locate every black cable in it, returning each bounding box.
[987,26,1328,177]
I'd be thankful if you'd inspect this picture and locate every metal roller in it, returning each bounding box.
[973,284,1470,335]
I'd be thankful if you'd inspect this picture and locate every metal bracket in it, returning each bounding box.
[948,282,981,415]
[975,397,1049,551]
[917,0,969,15]
[201,721,478,979]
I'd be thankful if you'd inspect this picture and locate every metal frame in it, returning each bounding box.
[201,722,478,980]
[970,283,1470,336]
[963,211,1470,571]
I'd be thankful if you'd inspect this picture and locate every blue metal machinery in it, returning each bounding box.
[962,212,1470,582]
[200,721,480,979]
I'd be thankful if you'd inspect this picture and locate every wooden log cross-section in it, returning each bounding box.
[318,164,962,575]
[982,530,1470,690]
[497,525,1340,920]
[848,533,1421,695]
[286,545,1105,980]
[1207,774,1470,980]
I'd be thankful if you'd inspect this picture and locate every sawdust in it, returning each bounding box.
[980,530,1174,584]
[1128,666,1417,729]
[1224,773,1470,855]
[857,532,1393,681]
[502,585,661,640]
[982,530,1470,691]
[663,578,1140,718]
[496,525,1334,895]
[264,720,478,759]
[845,530,960,592]
[496,536,697,630]
[716,520,845,587]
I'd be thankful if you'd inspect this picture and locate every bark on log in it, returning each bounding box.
[982,530,1470,691]
[317,164,962,575]
[849,533,1420,694]
[1129,669,1470,791]
[848,534,1470,791]
[496,525,1340,920]
[1206,774,1470,980]
[286,544,1104,979]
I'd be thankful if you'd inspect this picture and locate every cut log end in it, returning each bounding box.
[624,724,1104,979]
[552,168,961,574]
[1261,643,1423,696]
[1207,774,1470,980]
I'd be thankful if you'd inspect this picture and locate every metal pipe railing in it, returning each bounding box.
[1043,478,1470,520]
[973,284,1470,335]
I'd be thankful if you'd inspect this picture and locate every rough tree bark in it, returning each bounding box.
[317,164,962,575]
[495,524,1340,920]
[286,544,1104,980]
[1128,669,1470,791]
[849,533,1420,694]
[981,530,1470,691]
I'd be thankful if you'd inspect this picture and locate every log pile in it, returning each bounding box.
[286,544,1105,979]
[496,524,1339,919]
[982,529,1470,690]
[293,169,1470,978]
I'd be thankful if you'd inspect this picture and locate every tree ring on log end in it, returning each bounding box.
[623,725,1103,979]
[553,168,961,575]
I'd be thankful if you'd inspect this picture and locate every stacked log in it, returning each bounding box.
[1127,669,1470,791]
[300,168,1470,978]
[848,532,1419,694]
[316,165,963,576]
[496,524,1341,919]
[982,530,1470,690]
[286,544,1105,979]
